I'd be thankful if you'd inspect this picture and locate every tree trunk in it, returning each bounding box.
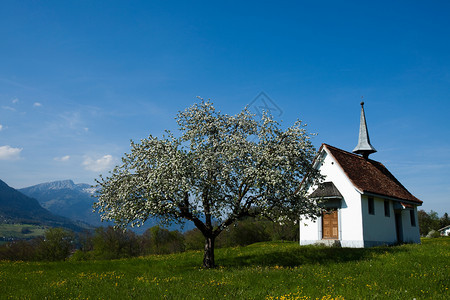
[203,236,215,268]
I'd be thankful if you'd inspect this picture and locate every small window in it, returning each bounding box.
[368,197,375,215]
[410,209,416,227]
[384,200,390,217]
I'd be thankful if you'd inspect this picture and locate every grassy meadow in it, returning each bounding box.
[0,224,47,245]
[0,237,448,299]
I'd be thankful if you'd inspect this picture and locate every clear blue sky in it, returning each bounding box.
[1,1,449,214]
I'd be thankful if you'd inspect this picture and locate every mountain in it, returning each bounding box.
[19,180,103,227]
[0,179,89,232]
[20,180,195,234]
[20,179,96,194]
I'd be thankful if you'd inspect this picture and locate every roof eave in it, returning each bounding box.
[360,191,423,206]
[310,196,343,200]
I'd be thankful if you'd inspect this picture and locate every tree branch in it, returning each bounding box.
[176,192,208,236]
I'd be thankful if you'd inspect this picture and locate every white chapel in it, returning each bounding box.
[299,102,422,247]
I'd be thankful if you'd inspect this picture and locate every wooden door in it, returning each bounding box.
[322,209,339,239]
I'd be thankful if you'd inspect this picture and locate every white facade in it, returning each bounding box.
[299,146,421,248]
[438,225,450,236]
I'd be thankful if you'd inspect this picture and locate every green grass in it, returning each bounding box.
[0,223,47,240]
[0,238,448,299]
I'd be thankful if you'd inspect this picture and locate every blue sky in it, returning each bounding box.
[0,1,449,214]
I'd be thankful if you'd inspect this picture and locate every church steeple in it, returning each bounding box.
[353,101,377,159]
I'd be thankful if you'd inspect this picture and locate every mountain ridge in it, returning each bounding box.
[19,179,194,233]
[0,179,90,232]
[20,180,101,227]
[21,179,96,194]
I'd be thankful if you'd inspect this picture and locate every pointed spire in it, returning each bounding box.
[353,101,377,159]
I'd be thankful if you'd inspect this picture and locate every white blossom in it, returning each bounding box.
[93,100,322,265]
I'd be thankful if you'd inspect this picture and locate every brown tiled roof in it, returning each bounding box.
[321,144,422,204]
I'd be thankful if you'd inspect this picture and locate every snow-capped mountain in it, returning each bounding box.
[19,180,102,226]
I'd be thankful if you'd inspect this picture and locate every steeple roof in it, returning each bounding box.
[353,101,377,158]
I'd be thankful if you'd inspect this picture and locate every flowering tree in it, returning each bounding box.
[94,101,322,268]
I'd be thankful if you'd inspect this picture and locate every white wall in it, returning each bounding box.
[339,191,364,247]
[300,148,364,247]
[401,207,421,244]
[299,217,320,245]
[361,196,397,246]
[360,196,421,246]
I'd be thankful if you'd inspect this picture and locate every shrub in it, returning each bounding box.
[426,230,441,238]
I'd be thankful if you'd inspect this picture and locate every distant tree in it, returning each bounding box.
[269,219,299,241]
[439,212,450,229]
[141,226,185,255]
[418,210,440,236]
[21,227,32,234]
[92,226,139,259]
[183,228,205,251]
[77,230,94,252]
[94,101,322,268]
[216,217,271,247]
[0,239,39,261]
[37,228,74,261]
[185,217,299,250]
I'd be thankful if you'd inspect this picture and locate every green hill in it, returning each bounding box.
[0,223,47,243]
